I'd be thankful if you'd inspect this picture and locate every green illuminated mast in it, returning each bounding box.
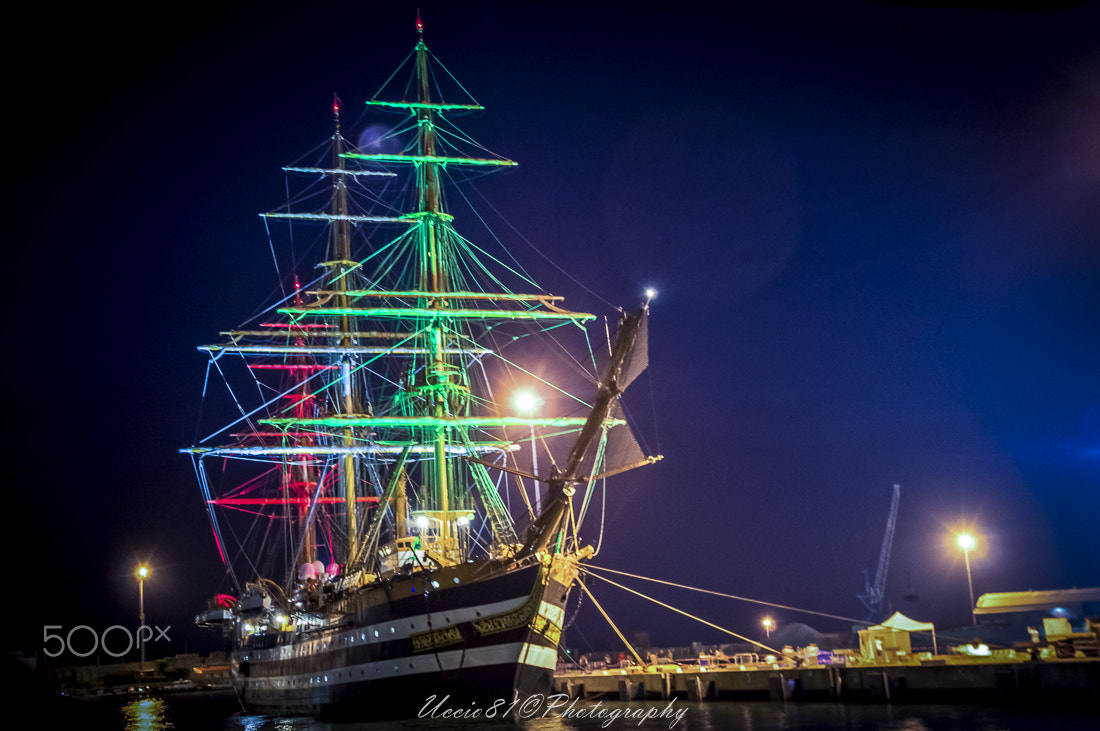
[421,20,456,551]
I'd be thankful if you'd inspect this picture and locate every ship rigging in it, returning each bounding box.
[182,18,659,718]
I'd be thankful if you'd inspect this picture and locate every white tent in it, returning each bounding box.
[872,611,937,655]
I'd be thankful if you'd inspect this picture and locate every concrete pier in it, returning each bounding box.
[555,656,1099,705]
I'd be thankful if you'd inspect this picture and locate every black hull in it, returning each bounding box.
[231,559,572,720]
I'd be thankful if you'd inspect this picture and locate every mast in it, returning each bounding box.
[330,95,358,565]
[520,305,651,557]
[265,22,600,562]
[290,282,318,568]
[416,16,453,554]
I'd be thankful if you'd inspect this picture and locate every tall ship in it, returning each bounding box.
[183,19,659,719]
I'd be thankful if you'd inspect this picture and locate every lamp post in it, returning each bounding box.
[515,391,540,515]
[956,533,976,625]
[762,617,774,640]
[136,564,149,671]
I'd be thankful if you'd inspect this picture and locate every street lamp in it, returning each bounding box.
[762,617,774,640]
[136,564,150,671]
[956,533,976,625]
[514,390,541,515]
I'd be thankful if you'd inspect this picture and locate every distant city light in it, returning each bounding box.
[955,530,979,625]
[135,563,151,672]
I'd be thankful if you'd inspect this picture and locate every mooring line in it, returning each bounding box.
[580,567,780,655]
[576,578,648,667]
[584,563,869,626]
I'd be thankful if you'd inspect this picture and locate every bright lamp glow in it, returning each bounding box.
[957,533,975,550]
[514,391,537,413]
[137,565,149,579]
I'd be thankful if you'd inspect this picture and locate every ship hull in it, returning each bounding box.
[231,559,573,719]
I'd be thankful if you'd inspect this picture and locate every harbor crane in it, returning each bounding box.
[857,483,900,622]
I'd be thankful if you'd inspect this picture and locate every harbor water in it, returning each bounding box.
[42,692,1100,731]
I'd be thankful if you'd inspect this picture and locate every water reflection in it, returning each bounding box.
[123,696,1100,731]
[122,697,171,730]
[230,714,324,731]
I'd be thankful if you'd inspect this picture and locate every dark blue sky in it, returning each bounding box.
[10,2,1098,659]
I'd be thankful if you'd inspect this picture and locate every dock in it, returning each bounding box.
[554,656,1100,705]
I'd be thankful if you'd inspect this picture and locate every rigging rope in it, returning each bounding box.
[584,564,870,627]
[263,215,285,299]
[593,477,608,557]
[469,182,615,310]
[580,567,780,655]
[576,579,647,667]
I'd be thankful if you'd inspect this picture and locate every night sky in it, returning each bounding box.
[10,2,1099,662]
